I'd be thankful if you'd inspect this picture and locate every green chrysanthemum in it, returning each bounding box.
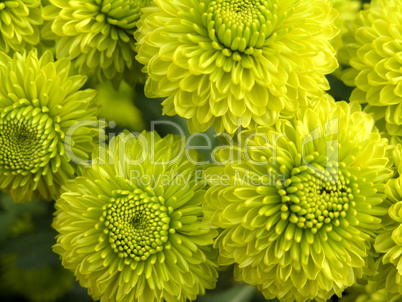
[0,254,75,302]
[42,0,151,85]
[53,131,218,302]
[339,281,397,302]
[203,97,391,301]
[97,81,145,131]
[338,0,402,138]
[330,0,361,79]
[0,50,103,203]
[0,0,43,54]
[135,0,338,134]
[331,0,361,52]
[374,144,402,297]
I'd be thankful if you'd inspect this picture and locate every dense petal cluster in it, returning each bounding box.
[338,0,402,139]
[53,131,218,302]
[203,97,391,301]
[136,0,338,134]
[0,50,103,203]
[42,0,151,84]
[0,0,43,53]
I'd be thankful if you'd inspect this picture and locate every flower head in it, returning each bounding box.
[374,144,402,297]
[203,97,391,301]
[0,50,103,203]
[329,0,361,79]
[42,0,151,85]
[339,281,397,302]
[96,81,145,131]
[0,0,43,54]
[330,0,361,52]
[135,0,338,134]
[53,131,218,302]
[338,0,402,139]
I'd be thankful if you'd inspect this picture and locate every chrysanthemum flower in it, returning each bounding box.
[331,0,361,52]
[0,0,43,54]
[374,144,402,297]
[0,50,103,203]
[53,131,218,302]
[338,0,402,138]
[96,81,145,131]
[203,97,391,301]
[135,0,338,134]
[329,0,361,79]
[339,281,397,302]
[42,0,151,85]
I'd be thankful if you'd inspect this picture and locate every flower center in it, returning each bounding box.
[279,161,353,233]
[102,189,170,261]
[0,105,56,173]
[204,0,275,51]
